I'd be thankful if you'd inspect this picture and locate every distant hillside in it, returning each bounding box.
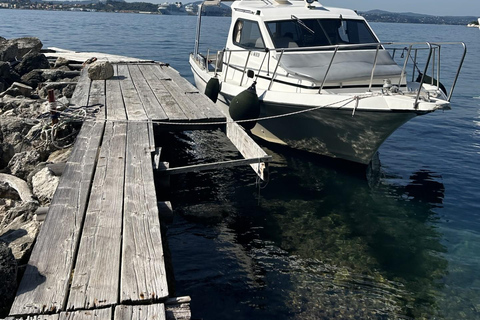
[360,10,477,25]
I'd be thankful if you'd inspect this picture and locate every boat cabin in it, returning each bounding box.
[216,0,404,88]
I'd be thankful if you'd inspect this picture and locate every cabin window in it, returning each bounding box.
[233,19,265,49]
[266,18,378,49]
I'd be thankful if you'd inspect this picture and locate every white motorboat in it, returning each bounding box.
[189,0,466,164]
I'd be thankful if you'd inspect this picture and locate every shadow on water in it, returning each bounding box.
[159,130,449,320]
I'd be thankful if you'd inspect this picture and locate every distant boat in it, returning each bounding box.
[467,18,480,28]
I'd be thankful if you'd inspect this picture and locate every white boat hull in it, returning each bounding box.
[192,61,420,164]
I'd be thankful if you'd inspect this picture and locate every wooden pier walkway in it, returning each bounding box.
[6,59,268,320]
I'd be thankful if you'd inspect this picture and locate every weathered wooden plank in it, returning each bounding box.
[148,120,155,152]
[121,122,169,303]
[148,65,207,121]
[157,65,225,121]
[59,307,112,320]
[9,121,105,316]
[106,64,127,121]
[69,69,90,108]
[159,156,271,175]
[88,80,106,120]
[117,64,148,121]
[5,315,59,320]
[165,296,191,320]
[114,304,166,320]
[137,64,187,121]
[226,121,269,181]
[127,64,168,121]
[67,122,127,310]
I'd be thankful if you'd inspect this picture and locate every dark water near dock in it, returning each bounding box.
[2,10,480,319]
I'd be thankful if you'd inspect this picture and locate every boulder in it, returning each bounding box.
[0,41,18,62]
[47,148,72,163]
[10,37,43,58]
[0,61,10,78]
[7,150,42,180]
[32,167,60,205]
[0,118,38,168]
[54,57,69,68]
[20,69,45,89]
[0,202,40,263]
[88,60,114,80]
[0,241,17,318]
[14,51,49,76]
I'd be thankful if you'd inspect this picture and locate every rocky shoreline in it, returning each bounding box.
[0,36,84,317]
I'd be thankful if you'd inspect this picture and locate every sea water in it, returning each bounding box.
[1,9,479,319]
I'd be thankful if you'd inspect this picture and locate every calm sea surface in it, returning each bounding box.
[1,9,479,319]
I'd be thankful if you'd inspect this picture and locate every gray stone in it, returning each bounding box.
[32,167,60,205]
[0,204,40,263]
[0,173,35,203]
[10,37,43,58]
[0,241,17,317]
[7,150,42,180]
[14,51,50,76]
[0,41,18,62]
[54,57,69,68]
[47,148,72,163]
[88,60,114,80]
[0,118,38,169]
[20,69,45,89]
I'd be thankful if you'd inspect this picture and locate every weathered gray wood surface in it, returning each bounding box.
[115,304,166,320]
[121,122,169,303]
[137,64,187,121]
[88,80,106,120]
[5,315,59,320]
[106,64,127,121]
[157,65,224,121]
[59,307,112,320]
[117,64,148,121]
[127,64,168,121]
[69,69,90,107]
[9,121,105,316]
[67,122,127,310]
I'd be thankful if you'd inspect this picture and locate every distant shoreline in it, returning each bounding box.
[1,6,478,26]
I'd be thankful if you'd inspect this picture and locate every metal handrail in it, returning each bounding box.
[197,41,466,102]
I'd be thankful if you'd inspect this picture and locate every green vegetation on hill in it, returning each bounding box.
[360,10,478,25]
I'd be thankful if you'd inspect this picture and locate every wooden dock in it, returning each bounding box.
[6,57,270,320]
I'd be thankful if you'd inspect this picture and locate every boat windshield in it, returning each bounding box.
[266,18,378,49]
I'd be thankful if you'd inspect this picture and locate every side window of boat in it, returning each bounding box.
[233,19,265,49]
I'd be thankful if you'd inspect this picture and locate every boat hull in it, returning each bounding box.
[192,63,420,164]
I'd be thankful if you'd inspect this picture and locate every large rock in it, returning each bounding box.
[54,57,69,68]
[20,69,45,89]
[0,241,17,318]
[32,167,60,205]
[0,61,21,88]
[0,201,40,263]
[14,51,49,76]
[7,150,42,180]
[0,118,38,169]
[10,37,43,58]
[88,60,114,80]
[0,40,18,62]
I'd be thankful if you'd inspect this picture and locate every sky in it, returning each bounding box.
[318,0,480,16]
[130,0,480,17]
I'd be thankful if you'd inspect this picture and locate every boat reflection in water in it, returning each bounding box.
[162,130,453,319]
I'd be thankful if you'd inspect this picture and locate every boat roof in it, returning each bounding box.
[230,0,361,21]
